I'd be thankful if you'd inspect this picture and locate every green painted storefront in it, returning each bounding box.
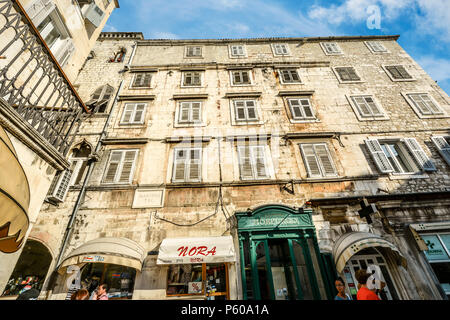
[237,205,336,300]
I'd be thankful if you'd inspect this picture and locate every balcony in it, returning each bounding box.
[0,0,88,160]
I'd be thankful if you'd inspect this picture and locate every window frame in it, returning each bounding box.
[181,71,203,87]
[271,43,291,56]
[278,68,302,84]
[232,99,259,123]
[229,44,247,58]
[237,145,271,181]
[364,41,388,54]
[286,97,317,122]
[130,72,153,89]
[119,102,148,125]
[382,65,415,82]
[332,66,363,83]
[176,101,203,125]
[102,149,139,185]
[402,92,446,118]
[229,69,253,86]
[171,147,203,183]
[320,42,343,55]
[185,46,203,58]
[431,136,450,167]
[346,94,389,121]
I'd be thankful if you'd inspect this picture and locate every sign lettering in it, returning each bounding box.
[177,246,217,257]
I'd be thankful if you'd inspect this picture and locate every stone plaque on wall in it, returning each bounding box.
[132,188,165,208]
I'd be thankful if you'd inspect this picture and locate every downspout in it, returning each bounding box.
[51,80,125,280]
[124,41,137,70]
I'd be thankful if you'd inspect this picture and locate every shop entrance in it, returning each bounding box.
[1,239,52,297]
[237,205,334,300]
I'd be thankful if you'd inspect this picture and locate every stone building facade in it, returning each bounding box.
[11,32,450,300]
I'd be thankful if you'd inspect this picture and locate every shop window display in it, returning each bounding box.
[80,263,136,299]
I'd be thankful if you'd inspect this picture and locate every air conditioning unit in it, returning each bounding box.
[46,170,72,203]
[84,2,105,28]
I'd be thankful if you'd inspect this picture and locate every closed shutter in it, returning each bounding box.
[238,146,254,180]
[118,150,138,183]
[191,103,201,122]
[179,103,190,122]
[403,138,436,171]
[142,73,152,87]
[300,144,322,177]
[242,71,249,83]
[314,144,336,176]
[253,146,268,178]
[121,104,135,124]
[397,66,412,79]
[173,149,187,182]
[188,149,202,181]
[133,74,143,87]
[133,104,146,123]
[421,95,442,114]
[193,73,201,85]
[408,94,432,115]
[103,150,122,183]
[431,136,450,166]
[364,139,394,173]
[364,97,382,116]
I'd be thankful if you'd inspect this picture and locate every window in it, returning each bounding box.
[120,103,147,124]
[334,67,361,82]
[103,150,138,184]
[287,98,315,120]
[421,233,450,299]
[366,41,387,53]
[182,71,202,87]
[186,46,202,57]
[229,45,246,57]
[350,96,385,118]
[231,70,251,85]
[131,73,152,88]
[69,142,92,186]
[237,145,269,180]
[272,43,290,56]
[321,42,342,55]
[365,138,436,174]
[431,136,450,166]
[299,143,337,178]
[87,85,115,113]
[178,101,202,124]
[384,65,413,81]
[279,69,301,84]
[172,148,202,182]
[405,93,444,116]
[233,100,258,121]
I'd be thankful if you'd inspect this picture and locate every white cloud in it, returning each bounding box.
[417,55,450,83]
[151,32,179,39]
[103,24,118,32]
[415,0,450,42]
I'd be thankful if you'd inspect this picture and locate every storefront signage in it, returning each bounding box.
[82,255,105,263]
[422,235,450,261]
[238,211,313,231]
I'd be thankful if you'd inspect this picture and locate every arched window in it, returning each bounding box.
[69,141,92,186]
[87,85,114,113]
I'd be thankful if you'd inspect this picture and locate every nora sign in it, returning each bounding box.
[157,236,236,265]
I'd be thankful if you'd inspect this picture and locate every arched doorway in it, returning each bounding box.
[1,239,52,297]
[237,205,334,300]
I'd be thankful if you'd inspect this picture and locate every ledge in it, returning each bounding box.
[0,98,69,170]
[102,138,149,145]
[118,95,156,101]
[172,94,209,100]
[284,132,337,139]
[225,92,262,98]
[165,136,212,143]
[278,90,315,96]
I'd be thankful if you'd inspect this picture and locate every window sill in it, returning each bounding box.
[289,119,319,124]
[174,123,206,128]
[233,120,264,126]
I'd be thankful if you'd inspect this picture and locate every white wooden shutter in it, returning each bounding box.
[28,0,56,26]
[133,104,146,123]
[191,103,201,122]
[118,150,138,183]
[300,144,322,177]
[103,150,123,183]
[314,144,337,176]
[404,138,436,171]
[364,97,382,116]
[432,136,450,166]
[188,149,202,182]
[173,149,187,182]
[121,104,135,124]
[179,103,190,123]
[48,170,72,202]
[238,146,254,180]
[253,146,268,179]
[365,139,394,173]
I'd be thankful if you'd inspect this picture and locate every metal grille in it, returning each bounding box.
[0,0,88,156]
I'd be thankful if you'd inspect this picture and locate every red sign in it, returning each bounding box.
[177,246,217,257]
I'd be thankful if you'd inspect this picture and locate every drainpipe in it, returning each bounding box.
[124,41,137,70]
[52,80,124,276]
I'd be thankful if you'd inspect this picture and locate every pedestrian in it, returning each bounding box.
[355,269,380,300]
[92,284,109,300]
[70,289,90,300]
[334,277,352,300]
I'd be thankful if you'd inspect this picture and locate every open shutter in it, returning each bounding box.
[365,139,394,173]
[118,150,137,183]
[431,136,450,166]
[314,144,336,176]
[403,138,436,171]
[173,149,187,182]
[133,104,146,123]
[29,0,56,26]
[121,104,135,124]
[188,149,202,182]
[103,150,123,183]
[238,146,254,180]
[300,144,322,177]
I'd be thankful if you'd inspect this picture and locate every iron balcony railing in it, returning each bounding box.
[0,0,89,156]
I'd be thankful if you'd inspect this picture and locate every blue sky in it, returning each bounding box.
[106,0,450,94]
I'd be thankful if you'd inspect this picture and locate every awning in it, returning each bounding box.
[58,237,145,273]
[157,235,236,265]
[0,126,30,253]
[333,232,407,273]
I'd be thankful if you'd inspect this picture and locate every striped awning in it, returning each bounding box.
[58,237,146,272]
[0,126,30,253]
[333,232,407,273]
